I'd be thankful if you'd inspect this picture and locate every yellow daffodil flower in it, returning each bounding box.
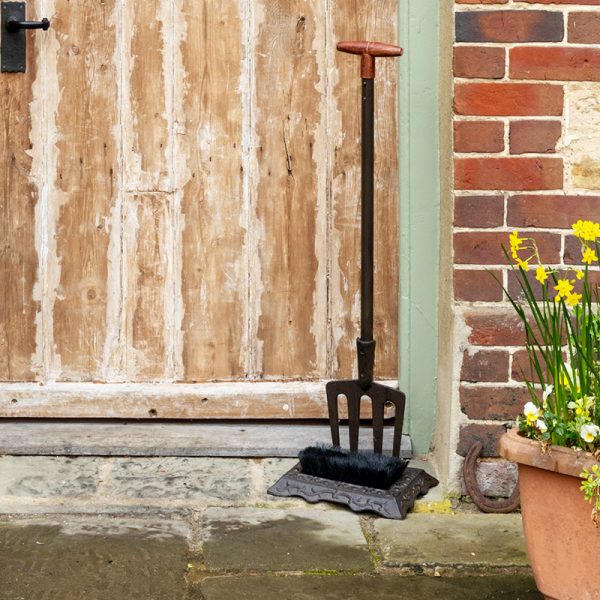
[554,279,574,298]
[566,292,582,308]
[572,220,600,242]
[510,230,524,252]
[576,269,585,280]
[535,266,548,284]
[582,247,598,265]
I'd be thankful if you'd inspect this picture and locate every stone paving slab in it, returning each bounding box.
[110,457,254,502]
[202,507,373,572]
[0,456,102,497]
[375,513,528,567]
[199,574,543,599]
[0,518,190,600]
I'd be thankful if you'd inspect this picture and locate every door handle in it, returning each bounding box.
[5,17,50,32]
[1,3,50,73]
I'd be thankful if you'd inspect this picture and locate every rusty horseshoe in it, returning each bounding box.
[463,441,520,513]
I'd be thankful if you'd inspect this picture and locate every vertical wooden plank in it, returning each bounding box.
[50,0,120,381]
[329,0,399,379]
[0,16,40,381]
[176,0,247,381]
[121,0,173,381]
[123,194,170,380]
[253,0,328,379]
[122,0,171,192]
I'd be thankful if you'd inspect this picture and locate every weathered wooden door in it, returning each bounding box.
[1,0,398,419]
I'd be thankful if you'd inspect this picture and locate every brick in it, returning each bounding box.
[454,195,504,228]
[511,348,549,383]
[454,269,503,302]
[506,269,549,303]
[460,386,530,420]
[569,12,600,43]
[465,309,527,346]
[453,46,505,79]
[454,121,504,153]
[508,194,600,227]
[572,157,600,190]
[564,234,588,265]
[511,47,600,82]
[454,157,563,191]
[457,424,507,458]
[460,459,519,498]
[454,231,560,265]
[461,350,510,383]
[456,10,563,43]
[455,83,564,116]
[509,120,561,154]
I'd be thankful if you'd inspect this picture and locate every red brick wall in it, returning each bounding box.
[453,0,600,479]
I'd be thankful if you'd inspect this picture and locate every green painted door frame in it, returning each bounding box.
[398,0,440,455]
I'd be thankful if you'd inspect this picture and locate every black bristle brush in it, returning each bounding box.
[298,444,408,490]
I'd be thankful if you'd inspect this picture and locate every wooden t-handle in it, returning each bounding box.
[337,41,403,79]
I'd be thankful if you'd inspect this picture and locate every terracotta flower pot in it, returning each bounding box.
[500,429,600,600]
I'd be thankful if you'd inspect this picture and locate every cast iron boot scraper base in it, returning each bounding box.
[268,41,438,520]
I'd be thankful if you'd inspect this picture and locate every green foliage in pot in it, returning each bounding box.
[497,220,600,520]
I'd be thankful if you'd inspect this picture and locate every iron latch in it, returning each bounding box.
[1,2,50,73]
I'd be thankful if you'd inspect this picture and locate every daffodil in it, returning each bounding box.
[565,292,582,308]
[535,266,548,284]
[580,424,600,444]
[523,401,542,425]
[572,220,600,242]
[554,279,574,299]
[510,230,525,252]
[542,385,554,402]
[562,363,577,388]
[582,247,598,265]
[516,257,530,271]
[576,269,585,280]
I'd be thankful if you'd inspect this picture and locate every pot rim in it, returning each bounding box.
[500,428,599,478]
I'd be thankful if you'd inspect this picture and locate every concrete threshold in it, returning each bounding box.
[0,419,412,458]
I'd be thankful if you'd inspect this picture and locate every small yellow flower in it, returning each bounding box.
[566,292,582,308]
[535,266,548,284]
[516,257,530,271]
[573,220,600,242]
[510,230,524,251]
[582,247,598,265]
[576,269,585,280]
[554,279,574,298]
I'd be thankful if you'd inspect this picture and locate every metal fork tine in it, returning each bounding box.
[391,394,406,458]
[325,382,341,447]
[347,393,361,451]
[371,397,385,454]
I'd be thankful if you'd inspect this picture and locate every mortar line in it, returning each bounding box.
[248,458,264,505]
[95,457,116,498]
